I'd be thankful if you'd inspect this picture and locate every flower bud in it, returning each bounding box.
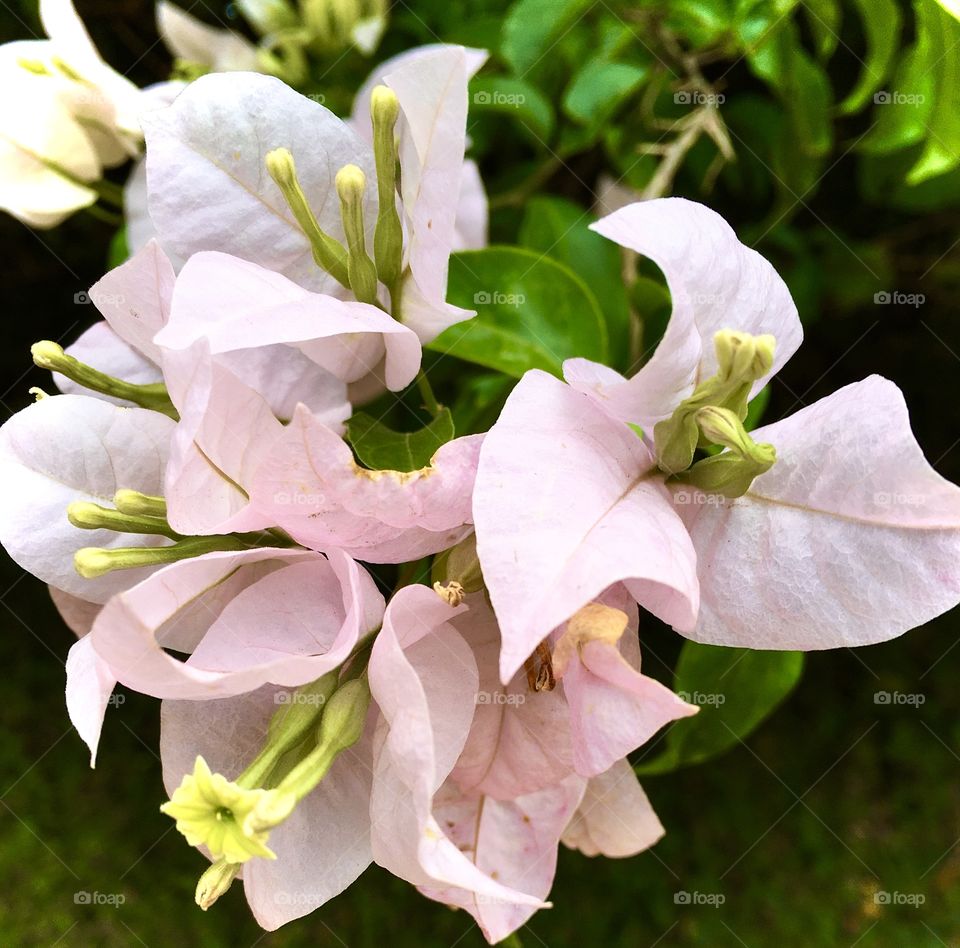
[336,164,380,304]
[370,86,403,291]
[265,148,350,287]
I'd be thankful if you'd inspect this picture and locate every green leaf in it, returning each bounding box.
[744,17,833,160]
[837,0,901,115]
[905,0,960,184]
[431,247,608,378]
[500,0,593,75]
[107,227,129,269]
[859,0,941,158]
[562,60,648,130]
[802,0,840,59]
[636,644,804,774]
[345,409,455,472]
[469,76,555,142]
[450,373,516,435]
[518,196,631,368]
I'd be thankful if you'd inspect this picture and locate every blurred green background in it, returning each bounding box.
[2,0,960,944]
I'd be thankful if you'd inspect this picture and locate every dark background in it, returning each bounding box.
[1,0,960,944]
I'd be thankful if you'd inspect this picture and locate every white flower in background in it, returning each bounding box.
[0,0,144,226]
[156,2,260,74]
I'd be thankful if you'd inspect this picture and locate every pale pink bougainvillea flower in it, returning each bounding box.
[155,250,422,393]
[154,582,531,930]
[475,197,960,683]
[248,412,483,562]
[142,45,483,343]
[350,44,489,342]
[367,585,553,939]
[160,683,376,929]
[70,546,383,761]
[404,591,678,942]
[0,393,173,603]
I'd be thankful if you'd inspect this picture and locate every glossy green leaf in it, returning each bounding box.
[906,0,960,184]
[431,247,607,378]
[838,0,901,114]
[500,0,593,75]
[562,60,648,129]
[636,644,804,774]
[744,17,832,160]
[519,196,631,367]
[469,76,555,142]
[346,409,455,472]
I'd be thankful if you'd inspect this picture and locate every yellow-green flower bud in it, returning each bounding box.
[674,406,776,498]
[336,164,380,305]
[265,148,350,287]
[195,859,240,910]
[74,536,247,579]
[67,501,180,538]
[31,341,178,418]
[370,85,403,291]
[113,489,167,519]
[653,329,777,475]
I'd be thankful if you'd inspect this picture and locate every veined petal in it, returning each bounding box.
[557,588,697,777]
[473,370,699,684]
[450,595,574,800]
[368,586,547,915]
[161,685,373,929]
[0,394,173,601]
[143,73,376,293]
[90,547,383,699]
[88,238,175,364]
[162,345,283,536]
[565,198,802,429]
[249,405,480,563]
[159,251,421,391]
[420,776,584,944]
[561,759,665,858]
[680,376,960,648]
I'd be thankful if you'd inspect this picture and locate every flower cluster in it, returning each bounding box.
[2,35,960,946]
